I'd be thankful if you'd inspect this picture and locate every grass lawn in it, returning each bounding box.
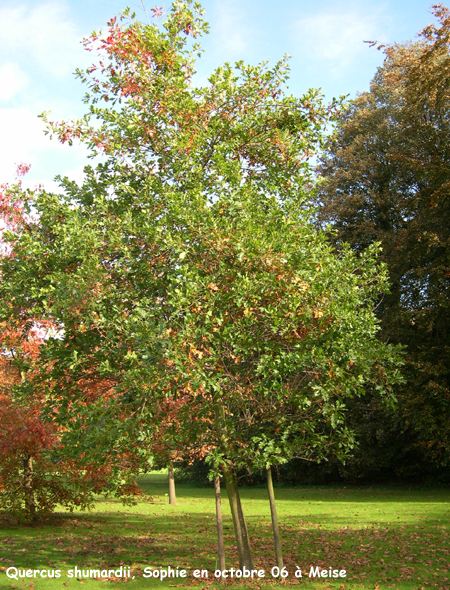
[0,473,449,590]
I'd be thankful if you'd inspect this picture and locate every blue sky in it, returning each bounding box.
[0,0,439,190]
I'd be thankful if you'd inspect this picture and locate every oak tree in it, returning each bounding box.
[1,1,402,562]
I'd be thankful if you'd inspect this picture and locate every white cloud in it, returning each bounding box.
[0,2,86,78]
[0,63,29,101]
[213,0,253,58]
[0,107,88,187]
[292,8,390,76]
[0,108,48,176]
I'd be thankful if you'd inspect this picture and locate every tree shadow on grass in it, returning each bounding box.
[0,506,449,588]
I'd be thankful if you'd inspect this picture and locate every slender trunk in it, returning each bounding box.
[214,476,226,574]
[266,466,283,570]
[222,467,254,569]
[214,399,254,570]
[168,463,177,505]
[23,453,36,519]
[234,470,253,562]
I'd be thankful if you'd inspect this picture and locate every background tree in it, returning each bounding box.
[317,4,450,479]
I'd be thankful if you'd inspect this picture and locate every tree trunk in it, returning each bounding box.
[214,399,254,570]
[222,467,254,569]
[266,465,283,570]
[23,453,36,519]
[168,463,177,505]
[214,476,226,574]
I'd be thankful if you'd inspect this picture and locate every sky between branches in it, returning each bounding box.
[0,0,438,190]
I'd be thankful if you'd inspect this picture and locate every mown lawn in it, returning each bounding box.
[0,473,449,590]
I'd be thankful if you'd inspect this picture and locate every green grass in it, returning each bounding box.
[0,475,449,590]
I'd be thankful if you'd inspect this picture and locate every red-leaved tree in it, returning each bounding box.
[0,167,143,519]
